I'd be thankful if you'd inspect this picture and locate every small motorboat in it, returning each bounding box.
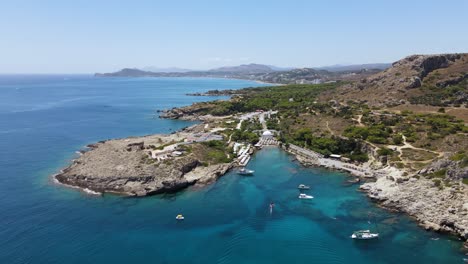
[347,178,360,184]
[351,230,379,240]
[176,214,185,220]
[238,168,254,175]
[298,193,314,199]
[298,184,310,190]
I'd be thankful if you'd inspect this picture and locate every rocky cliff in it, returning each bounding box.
[323,53,468,106]
[361,157,468,240]
[159,101,226,120]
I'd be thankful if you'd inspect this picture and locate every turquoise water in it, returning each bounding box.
[0,76,464,263]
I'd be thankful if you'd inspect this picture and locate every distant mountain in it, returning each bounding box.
[317,63,391,72]
[95,63,387,84]
[267,65,295,71]
[95,68,154,77]
[141,66,193,73]
[209,64,275,74]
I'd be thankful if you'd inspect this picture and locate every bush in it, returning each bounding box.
[377,147,393,156]
[392,134,403,145]
[450,151,466,161]
[427,169,446,179]
[368,136,387,144]
[347,152,369,162]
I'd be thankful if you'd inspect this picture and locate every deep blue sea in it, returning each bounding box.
[0,75,465,263]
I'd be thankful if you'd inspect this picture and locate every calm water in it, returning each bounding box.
[0,75,464,263]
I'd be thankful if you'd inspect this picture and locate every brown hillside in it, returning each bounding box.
[321,53,468,107]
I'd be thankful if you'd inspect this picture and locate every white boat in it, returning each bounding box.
[298,193,314,199]
[298,184,310,190]
[176,214,185,220]
[351,230,379,240]
[238,168,254,175]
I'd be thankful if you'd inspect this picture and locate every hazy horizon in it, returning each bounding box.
[1,0,467,74]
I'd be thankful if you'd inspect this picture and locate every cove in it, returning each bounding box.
[0,76,464,263]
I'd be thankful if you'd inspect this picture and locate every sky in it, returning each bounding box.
[0,0,467,73]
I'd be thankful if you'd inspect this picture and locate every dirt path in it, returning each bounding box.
[326,121,334,135]
[386,135,444,165]
[236,119,243,130]
[353,114,364,127]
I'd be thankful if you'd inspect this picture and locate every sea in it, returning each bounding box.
[0,75,465,263]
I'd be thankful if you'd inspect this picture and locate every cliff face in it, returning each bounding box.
[362,178,468,240]
[323,53,468,106]
[55,133,233,196]
[361,157,468,240]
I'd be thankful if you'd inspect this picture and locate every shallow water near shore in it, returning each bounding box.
[0,76,465,263]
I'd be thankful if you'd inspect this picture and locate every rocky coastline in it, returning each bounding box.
[54,125,235,197]
[360,158,468,243]
[159,101,231,121]
[286,145,468,243]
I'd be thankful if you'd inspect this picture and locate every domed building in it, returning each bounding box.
[262,130,273,139]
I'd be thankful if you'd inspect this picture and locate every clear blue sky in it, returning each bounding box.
[1,0,467,73]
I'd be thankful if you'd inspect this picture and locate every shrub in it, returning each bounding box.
[427,169,446,179]
[347,152,369,162]
[377,147,393,156]
[392,134,403,145]
[368,136,387,144]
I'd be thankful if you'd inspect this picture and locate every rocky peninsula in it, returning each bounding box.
[55,125,234,196]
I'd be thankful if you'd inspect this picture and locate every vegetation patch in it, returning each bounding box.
[401,148,438,162]
[192,141,233,165]
[286,128,368,162]
[450,151,468,167]
[462,178,468,185]
[427,169,447,179]
[409,79,467,106]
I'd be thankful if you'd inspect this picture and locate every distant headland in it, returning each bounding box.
[95,63,390,85]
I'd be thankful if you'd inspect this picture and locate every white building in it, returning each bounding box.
[262,130,273,139]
